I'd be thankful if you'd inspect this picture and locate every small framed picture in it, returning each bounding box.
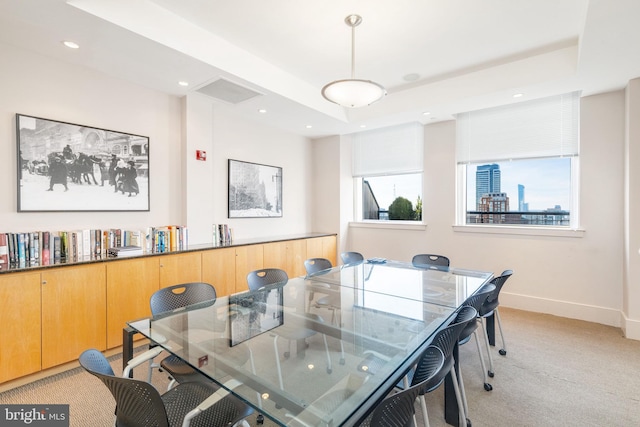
[228,159,282,218]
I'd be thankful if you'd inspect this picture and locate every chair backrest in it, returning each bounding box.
[150,282,217,316]
[246,268,288,292]
[364,381,423,427]
[340,251,364,265]
[432,306,478,360]
[409,345,446,389]
[412,254,450,269]
[79,349,170,427]
[304,258,333,275]
[481,270,513,315]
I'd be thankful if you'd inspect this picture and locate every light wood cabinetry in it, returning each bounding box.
[0,272,41,383]
[106,257,160,349]
[264,240,308,278]
[0,233,335,384]
[307,235,337,266]
[41,264,106,369]
[159,252,202,289]
[201,247,236,297]
[234,245,264,292]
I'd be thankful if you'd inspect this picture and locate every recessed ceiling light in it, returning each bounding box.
[305,125,313,129]
[178,81,189,87]
[62,41,79,49]
[422,112,431,116]
[360,124,367,128]
[403,73,420,82]
[513,93,524,98]
[258,109,267,113]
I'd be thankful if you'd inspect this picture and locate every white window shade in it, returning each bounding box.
[456,91,580,164]
[352,122,424,177]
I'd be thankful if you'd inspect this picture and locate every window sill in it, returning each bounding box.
[349,221,427,231]
[452,225,585,238]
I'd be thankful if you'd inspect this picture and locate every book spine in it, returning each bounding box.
[53,236,61,264]
[17,233,26,267]
[42,231,50,266]
[0,233,8,270]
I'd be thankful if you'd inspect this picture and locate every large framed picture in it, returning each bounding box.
[228,159,282,218]
[16,114,150,212]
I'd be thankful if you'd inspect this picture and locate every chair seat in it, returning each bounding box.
[161,382,253,427]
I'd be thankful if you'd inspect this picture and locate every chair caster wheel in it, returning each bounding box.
[499,349,507,356]
[284,352,290,358]
[466,418,472,427]
[327,368,332,374]
[340,358,345,365]
[488,370,494,378]
[484,383,493,391]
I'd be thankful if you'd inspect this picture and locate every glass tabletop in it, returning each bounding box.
[128,262,493,426]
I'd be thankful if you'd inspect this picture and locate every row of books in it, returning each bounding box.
[213,224,233,246]
[0,225,189,270]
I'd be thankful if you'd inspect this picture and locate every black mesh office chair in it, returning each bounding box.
[149,282,218,390]
[79,349,253,427]
[247,268,333,386]
[340,251,365,265]
[304,258,345,365]
[402,307,477,427]
[478,270,513,377]
[357,380,426,427]
[411,254,450,270]
[460,284,496,392]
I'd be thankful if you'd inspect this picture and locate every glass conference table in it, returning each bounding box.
[126,261,493,426]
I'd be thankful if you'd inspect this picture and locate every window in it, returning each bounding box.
[352,123,423,222]
[456,92,580,228]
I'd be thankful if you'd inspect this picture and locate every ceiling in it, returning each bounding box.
[2,0,640,138]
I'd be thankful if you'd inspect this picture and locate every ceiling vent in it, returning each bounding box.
[196,78,263,104]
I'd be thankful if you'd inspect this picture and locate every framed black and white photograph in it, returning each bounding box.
[228,159,282,218]
[16,114,150,212]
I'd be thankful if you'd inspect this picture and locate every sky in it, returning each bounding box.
[365,157,571,212]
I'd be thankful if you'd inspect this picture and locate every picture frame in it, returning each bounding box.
[228,159,282,218]
[16,114,150,212]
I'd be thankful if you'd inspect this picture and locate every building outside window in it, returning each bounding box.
[456,92,580,228]
[353,123,424,222]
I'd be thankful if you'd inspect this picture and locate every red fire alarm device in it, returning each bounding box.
[196,150,207,161]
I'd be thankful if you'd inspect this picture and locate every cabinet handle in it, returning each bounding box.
[42,280,47,285]
[160,264,164,268]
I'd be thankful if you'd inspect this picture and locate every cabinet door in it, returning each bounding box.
[306,236,337,267]
[263,242,288,271]
[41,264,107,369]
[0,272,41,383]
[106,257,160,349]
[286,239,307,278]
[202,248,236,297]
[159,252,202,289]
[234,245,264,293]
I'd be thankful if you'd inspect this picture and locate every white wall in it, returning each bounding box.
[0,42,182,232]
[345,90,628,331]
[184,93,314,243]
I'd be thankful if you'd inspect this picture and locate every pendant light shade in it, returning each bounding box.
[322,15,386,108]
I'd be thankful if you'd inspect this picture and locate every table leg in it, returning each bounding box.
[444,342,463,426]
[485,313,496,347]
[123,326,137,377]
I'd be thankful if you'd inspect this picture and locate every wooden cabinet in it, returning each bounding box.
[0,233,336,384]
[264,240,307,278]
[202,247,236,297]
[234,244,264,293]
[106,257,160,349]
[41,264,106,369]
[307,236,337,266]
[159,252,202,289]
[0,272,41,383]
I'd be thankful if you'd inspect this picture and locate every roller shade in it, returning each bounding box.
[352,122,423,177]
[456,91,580,164]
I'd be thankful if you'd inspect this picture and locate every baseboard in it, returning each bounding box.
[621,312,640,340]
[500,292,623,329]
